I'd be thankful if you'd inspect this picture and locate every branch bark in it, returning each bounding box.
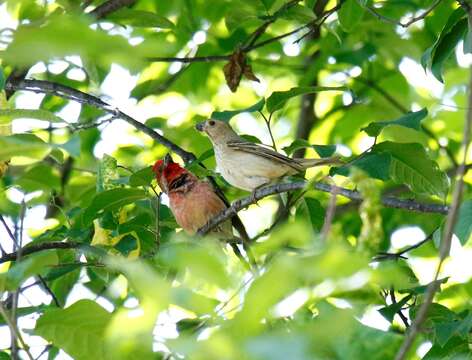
[6,78,196,163]
[197,181,449,236]
[88,0,136,19]
[0,242,81,264]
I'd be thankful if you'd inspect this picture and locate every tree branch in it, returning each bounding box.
[0,242,81,264]
[88,0,136,19]
[373,229,436,262]
[148,1,342,64]
[5,78,196,163]
[197,181,449,236]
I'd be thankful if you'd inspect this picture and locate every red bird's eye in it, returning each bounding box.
[209,120,215,126]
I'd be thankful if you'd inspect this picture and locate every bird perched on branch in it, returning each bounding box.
[153,155,256,271]
[196,119,342,192]
[153,154,234,238]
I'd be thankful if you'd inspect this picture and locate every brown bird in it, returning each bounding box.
[196,119,342,191]
[153,154,233,238]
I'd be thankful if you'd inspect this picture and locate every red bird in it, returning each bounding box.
[152,155,233,238]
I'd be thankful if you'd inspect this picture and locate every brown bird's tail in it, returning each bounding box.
[297,156,344,169]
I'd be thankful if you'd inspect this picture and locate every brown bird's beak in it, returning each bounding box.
[195,121,205,132]
[163,153,173,167]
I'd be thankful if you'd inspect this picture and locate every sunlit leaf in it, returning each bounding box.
[211,99,265,122]
[35,300,112,360]
[0,134,52,161]
[0,108,64,123]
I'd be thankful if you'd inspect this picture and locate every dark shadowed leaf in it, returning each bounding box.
[266,86,346,113]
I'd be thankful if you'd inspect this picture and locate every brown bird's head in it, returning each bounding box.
[153,154,194,193]
[195,119,239,145]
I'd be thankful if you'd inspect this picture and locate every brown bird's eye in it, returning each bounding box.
[209,120,215,126]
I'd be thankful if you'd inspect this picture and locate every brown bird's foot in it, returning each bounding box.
[250,184,268,206]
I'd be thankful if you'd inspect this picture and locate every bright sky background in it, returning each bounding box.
[1,4,472,359]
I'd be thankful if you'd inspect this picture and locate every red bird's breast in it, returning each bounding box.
[168,181,230,236]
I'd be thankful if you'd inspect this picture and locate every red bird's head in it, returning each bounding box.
[153,154,192,193]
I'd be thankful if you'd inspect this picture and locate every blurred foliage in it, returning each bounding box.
[0,0,471,359]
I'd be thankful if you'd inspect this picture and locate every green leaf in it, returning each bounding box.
[4,15,144,70]
[83,188,148,224]
[129,166,154,187]
[158,241,231,289]
[0,305,47,326]
[108,9,174,29]
[59,134,81,158]
[331,152,391,181]
[283,139,336,157]
[35,300,112,360]
[378,294,412,322]
[266,86,346,113]
[0,251,58,291]
[434,312,472,347]
[211,99,265,122]
[304,197,325,232]
[279,4,316,23]
[338,0,364,32]
[0,134,52,161]
[428,9,468,82]
[373,142,449,197]
[453,200,472,245]
[0,109,64,124]
[0,68,5,91]
[423,336,471,360]
[361,108,428,137]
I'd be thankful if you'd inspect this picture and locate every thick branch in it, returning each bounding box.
[197,181,449,235]
[0,242,81,264]
[89,0,136,19]
[5,79,196,163]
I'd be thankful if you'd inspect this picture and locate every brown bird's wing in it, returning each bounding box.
[226,140,304,172]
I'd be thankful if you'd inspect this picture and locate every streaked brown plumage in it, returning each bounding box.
[196,119,342,191]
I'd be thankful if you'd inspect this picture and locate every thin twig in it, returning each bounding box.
[259,112,277,151]
[0,242,82,264]
[373,228,437,261]
[197,181,449,236]
[394,49,472,360]
[320,185,339,240]
[359,0,443,28]
[0,303,34,360]
[38,275,61,307]
[390,288,410,328]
